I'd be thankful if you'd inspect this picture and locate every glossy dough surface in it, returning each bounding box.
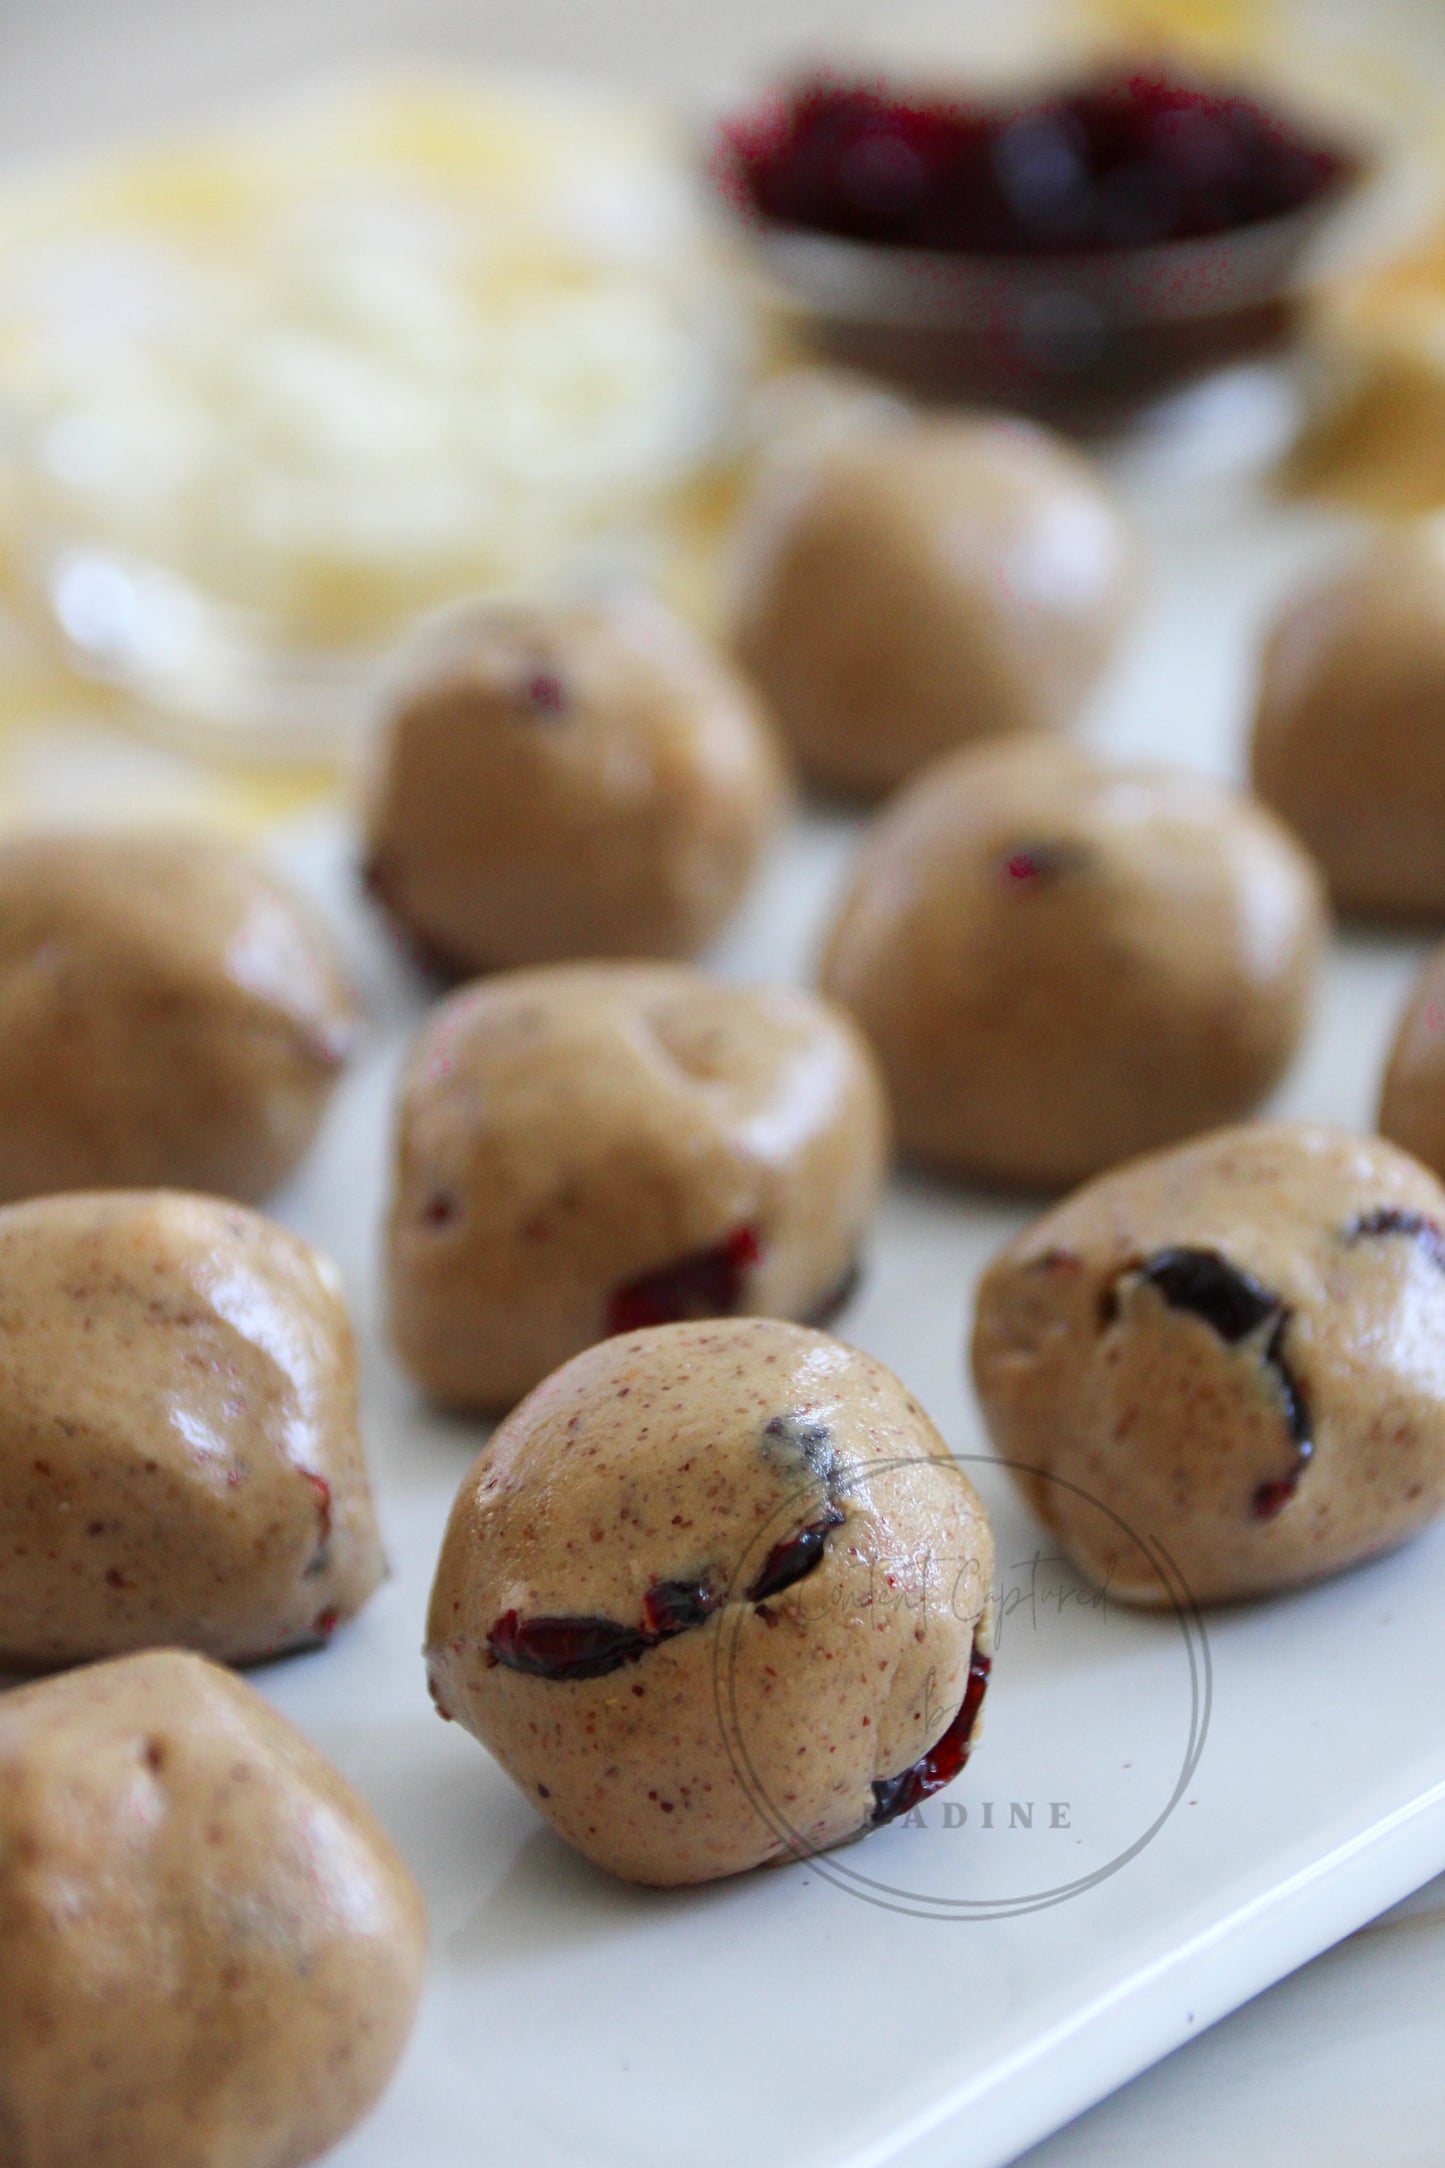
[1252,521,1445,918]
[0,1191,384,1670]
[0,1650,426,2168]
[387,962,890,1410]
[426,1319,994,1886]
[363,595,789,973]
[821,738,1327,1189]
[732,413,1133,797]
[0,829,355,1205]
[971,1123,1445,1605]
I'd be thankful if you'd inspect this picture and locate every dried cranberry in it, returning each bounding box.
[1250,1315,1312,1521]
[489,1572,721,1683]
[871,1638,992,1827]
[606,1225,761,1335]
[1346,1208,1445,1274]
[804,1258,862,1329]
[302,1470,332,1543]
[640,1579,718,1637]
[1111,1248,1313,1521]
[721,69,1356,258]
[996,840,1090,891]
[1133,1247,1277,1342]
[523,671,568,716]
[488,1609,654,1681]
[747,1506,846,1604]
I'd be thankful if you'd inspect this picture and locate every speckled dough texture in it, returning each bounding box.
[0,1650,426,2168]
[363,593,790,974]
[820,737,1327,1190]
[1380,940,1445,1177]
[0,1191,384,1671]
[731,411,1134,798]
[1251,521,1445,918]
[971,1123,1445,1606]
[0,828,356,1205]
[387,962,890,1411]
[426,1320,994,1886]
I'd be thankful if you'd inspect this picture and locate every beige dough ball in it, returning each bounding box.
[820,738,1327,1190]
[972,1123,1445,1606]
[387,962,890,1411]
[426,1319,994,1886]
[1251,521,1445,918]
[0,1650,425,2168]
[0,1190,384,1671]
[1379,939,1445,1176]
[0,828,356,1206]
[731,412,1133,798]
[363,594,789,974]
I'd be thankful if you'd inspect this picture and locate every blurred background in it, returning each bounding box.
[4,0,1445,789]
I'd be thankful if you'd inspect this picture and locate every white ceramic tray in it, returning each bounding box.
[247,371,1445,2168]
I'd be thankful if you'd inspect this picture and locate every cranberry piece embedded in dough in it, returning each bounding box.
[870,1637,992,1827]
[606,1225,762,1335]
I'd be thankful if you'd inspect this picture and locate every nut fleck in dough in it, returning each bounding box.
[426,1319,994,1886]
[387,962,890,1411]
[0,1650,425,2168]
[1252,521,1445,918]
[1379,939,1445,1176]
[820,738,1326,1190]
[971,1123,1445,1606]
[0,1191,384,1671]
[0,829,356,1206]
[363,594,789,975]
[731,412,1133,798]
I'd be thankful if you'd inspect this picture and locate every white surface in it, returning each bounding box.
[1016,1871,1445,2168]
[212,367,1445,2168]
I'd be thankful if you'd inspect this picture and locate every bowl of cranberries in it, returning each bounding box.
[712,67,1371,427]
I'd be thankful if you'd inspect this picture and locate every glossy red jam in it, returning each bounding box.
[721,69,1355,257]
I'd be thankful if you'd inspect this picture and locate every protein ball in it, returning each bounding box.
[820,738,1327,1190]
[0,1190,384,1671]
[387,962,890,1411]
[1251,520,1445,918]
[426,1319,994,1886]
[0,828,356,1205]
[971,1122,1445,1606]
[1379,939,1445,1177]
[731,411,1133,798]
[0,1650,425,2168]
[362,593,789,974]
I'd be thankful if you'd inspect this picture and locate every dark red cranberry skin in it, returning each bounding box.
[489,1573,722,1683]
[803,1259,861,1330]
[606,1225,761,1336]
[746,1507,845,1604]
[640,1579,717,1637]
[871,1640,992,1827]
[723,70,1355,258]
[1134,1247,1277,1343]
[996,840,1090,891]
[1111,1248,1313,1522]
[1347,1208,1445,1274]
[302,1470,332,1543]
[524,671,568,716]
[488,1609,655,1681]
